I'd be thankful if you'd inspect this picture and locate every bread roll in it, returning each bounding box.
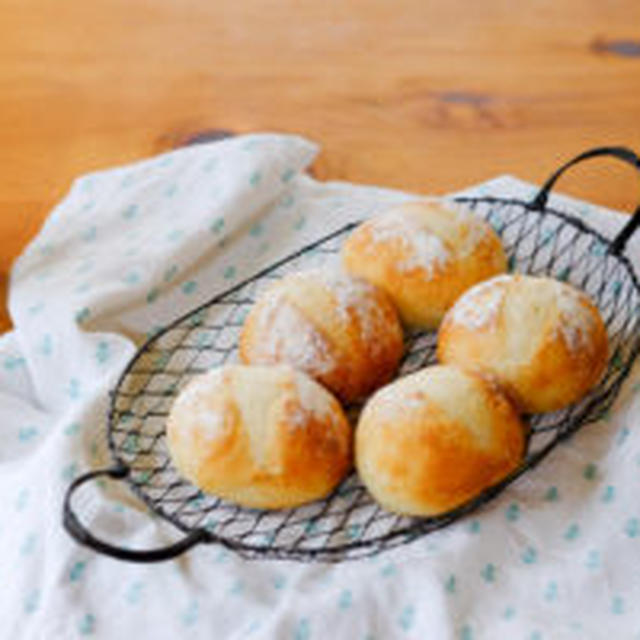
[239,268,403,403]
[437,274,609,413]
[341,199,507,329]
[167,365,352,509]
[356,365,526,517]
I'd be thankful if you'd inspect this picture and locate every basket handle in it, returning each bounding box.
[63,465,208,562]
[529,146,640,255]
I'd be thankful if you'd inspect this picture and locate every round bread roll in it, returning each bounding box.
[239,268,403,403]
[341,199,507,329]
[167,365,352,509]
[437,274,609,413]
[356,365,526,517]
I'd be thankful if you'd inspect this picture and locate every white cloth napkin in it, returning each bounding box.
[2,133,640,640]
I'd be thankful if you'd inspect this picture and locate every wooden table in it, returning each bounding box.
[2,0,640,331]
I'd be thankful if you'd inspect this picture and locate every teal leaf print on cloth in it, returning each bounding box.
[181,280,198,295]
[229,580,244,596]
[544,581,558,602]
[398,605,415,632]
[521,546,538,564]
[70,560,87,582]
[4,355,26,371]
[611,596,625,615]
[583,463,598,481]
[564,523,580,541]
[459,624,473,640]
[95,341,110,365]
[78,614,96,635]
[505,503,520,522]
[616,427,630,446]
[67,378,81,400]
[481,563,496,583]
[123,272,140,286]
[249,170,262,187]
[75,307,91,324]
[625,517,639,538]
[24,589,40,614]
[163,265,178,282]
[146,287,160,304]
[210,217,225,234]
[20,533,37,556]
[502,606,516,620]
[122,204,138,220]
[445,574,456,594]
[586,549,600,570]
[280,193,295,208]
[245,621,261,635]
[166,229,184,243]
[15,488,29,511]
[249,222,264,237]
[181,600,199,627]
[61,463,77,482]
[18,426,38,443]
[468,520,481,534]
[125,581,144,604]
[27,301,45,315]
[64,422,81,436]
[544,486,559,502]
[39,334,53,356]
[293,618,310,640]
[601,485,616,503]
[338,589,352,610]
[82,226,97,243]
[74,281,92,295]
[120,173,135,188]
[380,563,397,578]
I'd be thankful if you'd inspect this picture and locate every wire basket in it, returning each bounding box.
[64,147,640,563]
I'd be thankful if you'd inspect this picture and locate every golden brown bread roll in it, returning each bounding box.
[166,364,352,509]
[341,199,507,329]
[437,274,609,413]
[355,365,526,517]
[239,268,404,403]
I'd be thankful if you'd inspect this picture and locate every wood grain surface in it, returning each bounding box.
[2,0,640,331]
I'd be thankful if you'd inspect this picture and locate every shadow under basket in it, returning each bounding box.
[63,146,640,563]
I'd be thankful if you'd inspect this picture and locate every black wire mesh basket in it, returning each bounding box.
[64,147,640,563]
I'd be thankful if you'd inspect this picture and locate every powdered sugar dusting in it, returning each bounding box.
[253,290,335,376]
[176,369,228,443]
[368,211,450,275]
[449,276,510,329]
[555,284,597,353]
[311,268,388,342]
[364,373,429,423]
[456,206,491,255]
[290,369,334,425]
